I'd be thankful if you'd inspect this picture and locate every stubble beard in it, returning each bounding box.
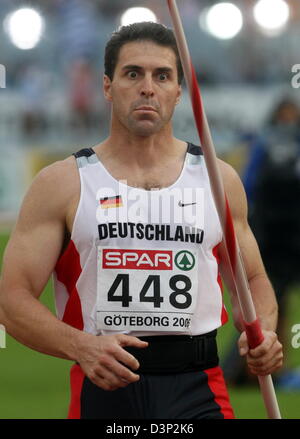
[127,117,163,137]
[126,109,175,137]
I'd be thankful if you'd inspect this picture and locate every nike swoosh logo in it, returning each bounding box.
[178,201,197,207]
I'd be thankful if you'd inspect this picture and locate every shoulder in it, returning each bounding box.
[35,155,77,183]
[217,158,248,220]
[217,158,241,186]
[22,155,79,220]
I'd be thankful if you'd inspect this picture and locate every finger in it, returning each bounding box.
[248,351,283,376]
[249,362,282,376]
[115,347,141,371]
[105,342,142,371]
[248,335,277,358]
[91,367,131,391]
[247,341,283,366]
[91,363,140,390]
[100,353,141,383]
[115,335,149,370]
[117,334,149,349]
[109,360,141,383]
[238,332,249,356]
[247,348,275,367]
[239,345,249,356]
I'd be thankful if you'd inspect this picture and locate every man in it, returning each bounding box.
[0,22,283,419]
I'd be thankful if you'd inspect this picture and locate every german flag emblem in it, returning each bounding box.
[100,195,123,209]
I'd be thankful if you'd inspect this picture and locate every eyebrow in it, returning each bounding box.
[122,65,174,74]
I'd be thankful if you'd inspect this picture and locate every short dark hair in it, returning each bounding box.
[104,22,184,84]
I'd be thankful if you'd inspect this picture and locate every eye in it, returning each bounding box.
[128,71,138,79]
[158,73,168,81]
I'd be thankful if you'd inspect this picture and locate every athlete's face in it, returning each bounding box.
[104,41,182,137]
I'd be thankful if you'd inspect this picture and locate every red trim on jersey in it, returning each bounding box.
[55,240,84,330]
[212,244,228,325]
[205,366,235,419]
[68,364,85,419]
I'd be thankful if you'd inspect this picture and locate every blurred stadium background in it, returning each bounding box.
[0,0,299,419]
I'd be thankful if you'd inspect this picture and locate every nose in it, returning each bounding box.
[140,74,154,98]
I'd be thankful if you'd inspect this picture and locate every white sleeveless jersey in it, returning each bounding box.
[53,143,228,336]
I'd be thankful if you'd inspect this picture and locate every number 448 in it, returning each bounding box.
[107,274,192,310]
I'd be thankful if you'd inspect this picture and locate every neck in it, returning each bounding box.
[97,118,185,169]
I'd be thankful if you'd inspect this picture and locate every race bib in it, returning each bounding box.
[96,247,198,333]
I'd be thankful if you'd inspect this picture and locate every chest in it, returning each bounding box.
[78,166,220,247]
[106,161,185,191]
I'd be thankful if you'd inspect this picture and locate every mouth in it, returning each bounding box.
[134,106,158,113]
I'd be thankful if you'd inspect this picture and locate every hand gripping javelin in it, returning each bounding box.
[167,0,281,419]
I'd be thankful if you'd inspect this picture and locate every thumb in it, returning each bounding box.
[238,332,249,356]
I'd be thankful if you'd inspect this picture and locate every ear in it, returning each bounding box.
[103,74,113,102]
[175,85,182,105]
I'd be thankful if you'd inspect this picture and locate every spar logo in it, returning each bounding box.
[102,249,196,271]
[102,249,173,270]
[174,250,195,271]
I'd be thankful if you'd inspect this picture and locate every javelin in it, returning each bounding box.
[167,0,281,419]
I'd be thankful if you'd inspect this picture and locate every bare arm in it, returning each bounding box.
[0,160,78,358]
[219,160,278,331]
[219,160,283,375]
[0,159,147,390]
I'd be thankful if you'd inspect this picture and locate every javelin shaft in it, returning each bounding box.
[167,0,256,324]
[167,0,281,419]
